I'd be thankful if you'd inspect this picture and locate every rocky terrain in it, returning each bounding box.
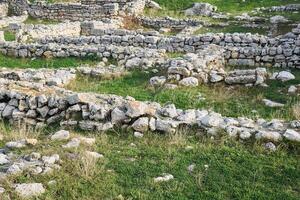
[0,0,299,199]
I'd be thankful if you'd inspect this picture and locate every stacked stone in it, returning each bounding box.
[16,22,81,42]
[225,68,268,86]
[80,19,123,35]
[137,16,204,29]
[0,75,299,145]
[81,0,145,15]
[260,4,300,12]
[0,68,77,86]
[8,0,119,21]
[0,42,166,62]
[0,15,28,29]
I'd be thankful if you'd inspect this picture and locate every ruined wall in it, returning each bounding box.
[7,0,118,20]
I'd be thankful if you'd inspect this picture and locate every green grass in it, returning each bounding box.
[66,70,300,121]
[0,54,100,69]
[154,0,300,13]
[1,124,299,200]
[24,16,59,25]
[3,31,16,41]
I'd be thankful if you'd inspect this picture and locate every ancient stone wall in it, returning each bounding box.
[7,0,118,20]
[7,0,145,20]
[81,0,145,15]
[16,22,81,42]
[138,16,204,29]
[0,70,299,144]
[30,25,300,68]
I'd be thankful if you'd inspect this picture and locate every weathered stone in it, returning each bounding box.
[14,183,45,198]
[132,117,149,132]
[51,130,70,141]
[283,129,300,142]
[179,77,199,87]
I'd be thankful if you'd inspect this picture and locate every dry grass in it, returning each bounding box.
[292,103,300,120]
[122,16,144,30]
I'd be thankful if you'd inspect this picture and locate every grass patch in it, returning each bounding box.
[66,70,300,120]
[154,0,300,14]
[0,123,299,199]
[24,16,59,25]
[3,31,15,41]
[0,54,100,69]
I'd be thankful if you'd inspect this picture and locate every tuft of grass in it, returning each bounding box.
[292,103,300,120]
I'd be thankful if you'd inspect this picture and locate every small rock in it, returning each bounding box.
[288,85,297,93]
[85,151,104,159]
[264,142,276,152]
[283,129,300,142]
[154,174,174,182]
[51,130,70,141]
[62,138,81,148]
[25,138,38,146]
[263,99,284,107]
[134,131,144,138]
[187,164,195,173]
[179,77,199,87]
[6,139,26,149]
[14,183,45,198]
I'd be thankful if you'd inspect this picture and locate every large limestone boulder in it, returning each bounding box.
[185,3,217,16]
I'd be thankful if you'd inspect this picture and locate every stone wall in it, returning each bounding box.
[259,4,300,12]
[0,70,299,144]
[0,42,166,63]
[16,22,81,42]
[7,0,145,20]
[138,16,204,29]
[0,14,28,29]
[31,25,300,68]
[81,0,145,15]
[8,0,119,20]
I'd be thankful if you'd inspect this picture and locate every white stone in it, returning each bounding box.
[179,77,199,87]
[85,151,104,159]
[134,131,144,138]
[274,71,295,82]
[199,113,223,127]
[283,129,300,142]
[288,85,297,93]
[154,174,174,182]
[62,138,80,148]
[262,99,284,107]
[15,183,45,198]
[51,130,70,141]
